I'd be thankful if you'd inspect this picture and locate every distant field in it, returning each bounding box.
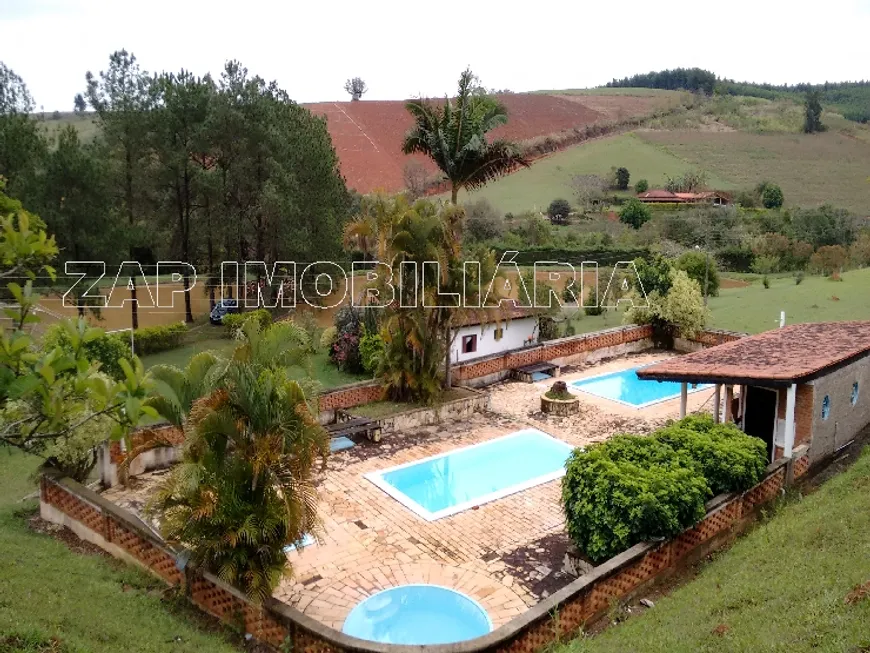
[39,111,101,142]
[637,130,870,214]
[458,132,734,214]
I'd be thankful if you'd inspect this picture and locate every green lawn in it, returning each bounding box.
[0,449,239,653]
[142,340,367,390]
[456,133,734,214]
[708,268,870,334]
[560,446,870,653]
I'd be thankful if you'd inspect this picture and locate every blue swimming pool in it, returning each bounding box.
[342,585,491,644]
[366,429,574,521]
[570,365,710,408]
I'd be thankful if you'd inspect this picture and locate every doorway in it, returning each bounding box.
[743,386,778,460]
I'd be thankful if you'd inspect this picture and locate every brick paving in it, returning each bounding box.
[103,352,715,632]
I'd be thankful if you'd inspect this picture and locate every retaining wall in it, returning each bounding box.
[40,445,810,653]
[339,388,492,434]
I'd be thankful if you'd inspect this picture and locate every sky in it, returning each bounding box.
[4,0,870,111]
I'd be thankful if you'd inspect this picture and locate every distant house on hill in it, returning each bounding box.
[636,189,731,206]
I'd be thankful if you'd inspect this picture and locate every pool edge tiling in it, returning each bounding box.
[364,429,574,521]
[570,363,712,409]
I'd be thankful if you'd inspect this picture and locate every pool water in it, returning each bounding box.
[570,365,710,408]
[342,585,491,644]
[366,429,574,521]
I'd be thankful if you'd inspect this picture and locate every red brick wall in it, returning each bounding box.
[108,425,184,465]
[318,381,385,411]
[453,325,654,382]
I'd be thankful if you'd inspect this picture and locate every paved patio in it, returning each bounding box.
[102,351,716,632]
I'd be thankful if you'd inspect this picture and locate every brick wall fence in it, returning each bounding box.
[39,445,809,653]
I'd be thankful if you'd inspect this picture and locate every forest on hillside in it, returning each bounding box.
[607,68,870,123]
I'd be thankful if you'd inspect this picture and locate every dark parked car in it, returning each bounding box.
[209,298,240,325]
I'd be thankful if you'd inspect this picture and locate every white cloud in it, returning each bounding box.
[2,0,868,111]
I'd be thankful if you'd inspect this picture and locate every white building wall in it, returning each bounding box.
[449,317,538,364]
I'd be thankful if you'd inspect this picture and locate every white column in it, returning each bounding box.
[680,382,688,418]
[713,384,721,423]
[784,383,797,458]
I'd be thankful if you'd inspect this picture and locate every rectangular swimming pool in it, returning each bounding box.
[570,365,711,408]
[365,429,574,521]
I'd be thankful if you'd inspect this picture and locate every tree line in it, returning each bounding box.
[0,54,353,321]
[606,66,870,123]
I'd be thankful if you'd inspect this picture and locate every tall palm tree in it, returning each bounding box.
[402,68,529,204]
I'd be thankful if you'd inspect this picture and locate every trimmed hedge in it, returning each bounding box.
[561,416,768,562]
[562,436,710,562]
[223,309,272,337]
[492,247,650,267]
[654,415,768,495]
[133,323,187,356]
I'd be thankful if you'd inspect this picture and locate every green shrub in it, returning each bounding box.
[133,322,187,356]
[43,322,131,380]
[547,198,572,224]
[716,245,755,273]
[223,309,271,337]
[761,183,784,209]
[762,275,771,289]
[561,435,710,562]
[634,179,649,194]
[358,326,385,375]
[320,325,338,350]
[619,198,652,230]
[615,167,630,190]
[675,250,720,297]
[653,416,768,495]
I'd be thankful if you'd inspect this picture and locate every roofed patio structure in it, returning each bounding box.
[638,322,870,464]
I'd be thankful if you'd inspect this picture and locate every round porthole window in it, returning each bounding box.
[851,382,859,406]
[821,395,831,420]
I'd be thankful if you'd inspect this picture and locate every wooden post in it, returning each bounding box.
[680,382,688,419]
[724,385,734,422]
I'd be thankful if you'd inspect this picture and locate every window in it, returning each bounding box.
[821,395,831,420]
[461,334,477,354]
[494,327,504,342]
[852,382,860,406]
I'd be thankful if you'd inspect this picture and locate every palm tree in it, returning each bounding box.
[402,68,529,204]
[149,363,329,603]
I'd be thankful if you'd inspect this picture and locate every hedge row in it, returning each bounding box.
[223,309,272,337]
[493,247,650,267]
[133,322,187,356]
[561,415,767,562]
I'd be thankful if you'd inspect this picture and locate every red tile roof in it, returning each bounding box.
[455,301,538,328]
[638,322,870,386]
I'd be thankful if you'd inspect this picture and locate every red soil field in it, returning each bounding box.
[305,94,614,194]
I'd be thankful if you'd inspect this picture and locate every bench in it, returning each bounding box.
[513,361,561,383]
[325,417,382,444]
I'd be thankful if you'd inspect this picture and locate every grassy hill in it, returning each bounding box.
[456,132,735,213]
[638,129,870,215]
[38,111,101,142]
[455,91,870,215]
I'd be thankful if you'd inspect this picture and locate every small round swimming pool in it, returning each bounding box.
[342,584,492,645]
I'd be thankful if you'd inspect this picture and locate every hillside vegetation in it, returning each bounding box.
[456,132,734,213]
